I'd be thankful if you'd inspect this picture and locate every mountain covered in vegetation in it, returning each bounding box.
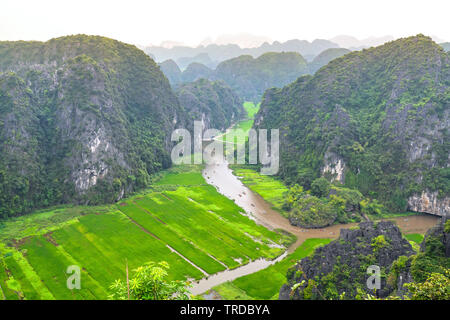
[255,35,450,215]
[176,52,216,70]
[159,60,213,86]
[175,79,244,132]
[159,49,355,101]
[181,62,213,83]
[307,48,351,74]
[158,59,183,85]
[0,35,185,218]
[280,219,450,300]
[212,52,308,101]
[279,221,415,299]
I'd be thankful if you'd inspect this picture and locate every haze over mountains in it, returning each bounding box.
[158,47,356,101]
[1,33,447,220]
[146,34,449,67]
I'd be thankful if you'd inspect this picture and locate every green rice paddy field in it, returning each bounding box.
[231,166,289,217]
[211,238,331,300]
[0,165,291,300]
[219,102,260,145]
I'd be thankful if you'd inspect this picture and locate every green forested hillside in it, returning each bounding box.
[255,35,449,213]
[158,59,183,85]
[307,48,351,74]
[176,79,244,131]
[181,62,213,83]
[213,52,308,101]
[0,35,184,218]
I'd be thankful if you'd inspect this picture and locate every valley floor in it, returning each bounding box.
[0,101,440,300]
[0,165,290,300]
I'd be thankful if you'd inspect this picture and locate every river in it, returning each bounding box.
[188,150,440,296]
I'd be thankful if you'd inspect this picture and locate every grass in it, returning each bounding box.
[212,238,331,300]
[231,166,289,216]
[405,233,424,244]
[0,205,111,243]
[0,164,289,300]
[243,101,260,119]
[369,211,424,220]
[218,102,260,145]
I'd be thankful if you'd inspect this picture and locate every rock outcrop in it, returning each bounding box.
[407,191,449,217]
[279,221,415,300]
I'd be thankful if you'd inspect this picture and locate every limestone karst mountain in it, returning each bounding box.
[255,35,449,215]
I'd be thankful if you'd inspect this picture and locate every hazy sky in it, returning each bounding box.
[1,0,449,46]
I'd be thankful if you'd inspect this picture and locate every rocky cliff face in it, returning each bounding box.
[279,221,415,300]
[321,151,346,183]
[255,35,450,212]
[386,218,449,297]
[407,191,449,217]
[0,35,184,217]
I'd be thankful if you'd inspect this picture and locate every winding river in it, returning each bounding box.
[188,149,440,296]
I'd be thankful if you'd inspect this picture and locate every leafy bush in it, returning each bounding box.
[109,261,191,300]
[311,177,331,198]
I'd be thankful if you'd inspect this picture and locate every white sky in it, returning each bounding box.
[0,0,449,46]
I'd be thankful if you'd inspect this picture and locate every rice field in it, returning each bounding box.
[231,166,289,216]
[0,165,289,300]
[218,102,260,145]
[211,238,331,300]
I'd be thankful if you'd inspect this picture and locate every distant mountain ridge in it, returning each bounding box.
[146,38,340,64]
[159,48,355,101]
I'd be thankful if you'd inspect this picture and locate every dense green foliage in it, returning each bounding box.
[386,220,450,299]
[256,35,450,212]
[283,178,365,228]
[218,102,260,145]
[0,35,184,218]
[159,48,354,102]
[159,60,213,86]
[282,221,416,300]
[176,78,244,131]
[307,48,351,74]
[109,261,191,300]
[0,165,289,299]
[213,52,308,101]
[158,59,182,84]
[212,238,330,300]
[181,63,213,83]
[404,269,450,300]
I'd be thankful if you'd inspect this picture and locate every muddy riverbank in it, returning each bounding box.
[189,152,440,295]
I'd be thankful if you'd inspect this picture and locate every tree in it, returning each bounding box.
[109,261,191,300]
[310,177,331,198]
[405,269,450,300]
